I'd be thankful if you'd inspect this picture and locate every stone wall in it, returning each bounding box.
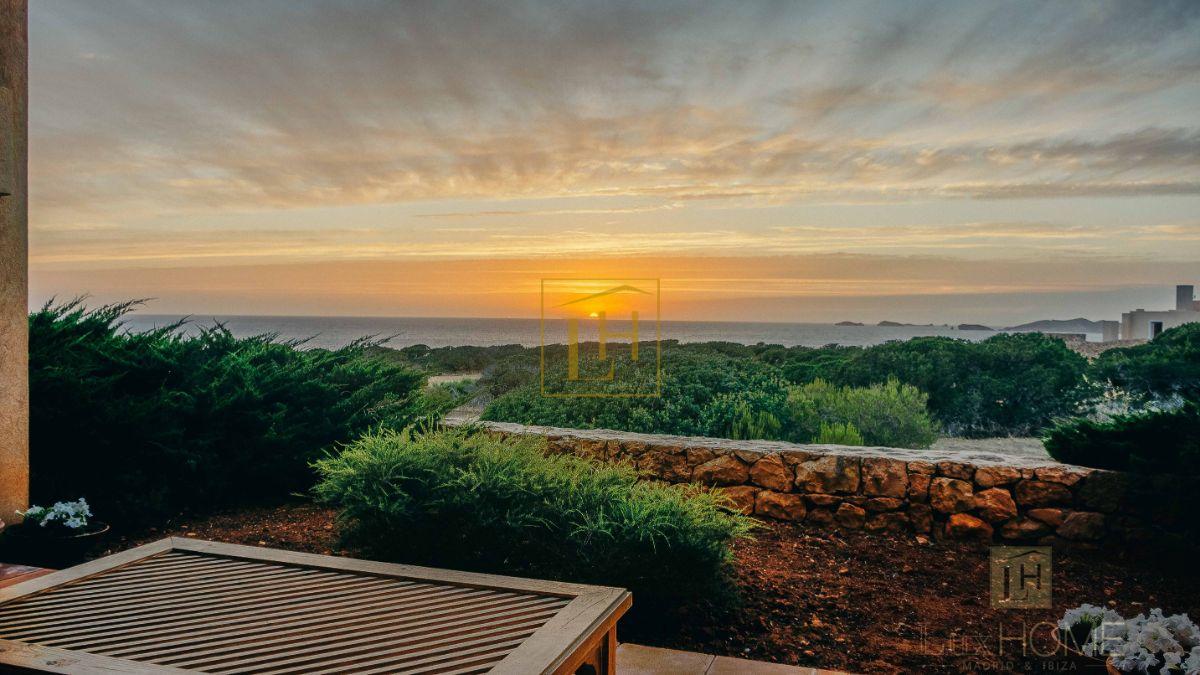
[451,421,1196,549]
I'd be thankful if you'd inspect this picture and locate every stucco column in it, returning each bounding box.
[0,0,29,522]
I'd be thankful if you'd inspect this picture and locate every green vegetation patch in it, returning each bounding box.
[29,300,427,525]
[314,427,755,609]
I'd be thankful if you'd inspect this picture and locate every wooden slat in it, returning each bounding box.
[0,539,630,674]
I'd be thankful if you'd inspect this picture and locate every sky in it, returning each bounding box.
[26,1,1200,324]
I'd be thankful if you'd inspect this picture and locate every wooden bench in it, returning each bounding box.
[0,538,631,674]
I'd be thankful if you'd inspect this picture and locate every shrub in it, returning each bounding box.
[414,380,475,419]
[815,422,864,445]
[785,378,938,448]
[29,300,426,525]
[1091,323,1200,402]
[482,344,789,438]
[789,334,1091,436]
[700,390,786,440]
[313,428,754,610]
[1043,402,1200,474]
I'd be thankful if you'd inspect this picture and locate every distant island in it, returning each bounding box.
[1006,318,1109,333]
[877,320,937,327]
[956,324,995,331]
[835,321,864,326]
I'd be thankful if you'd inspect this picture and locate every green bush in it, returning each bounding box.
[786,334,1091,436]
[414,380,475,419]
[482,344,789,438]
[1091,323,1200,402]
[785,378,938,448]
[29,300,426,525]
[1043,402,1200,474]
[815,422,864,445]
[313,428,754,609]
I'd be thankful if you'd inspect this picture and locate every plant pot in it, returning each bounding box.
[1,522,110,569]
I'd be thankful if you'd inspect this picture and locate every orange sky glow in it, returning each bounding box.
[25,2,1200,324]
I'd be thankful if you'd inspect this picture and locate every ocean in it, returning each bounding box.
[122,314,1001,350]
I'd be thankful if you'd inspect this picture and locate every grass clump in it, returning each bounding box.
[313,427,754,610]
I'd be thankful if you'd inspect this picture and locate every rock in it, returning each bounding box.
[620,440,648,456]
[749,454,794,491]
[907,461,936,475]
[1026,508,1066,528]
[945,513,993,540]
[574,439,608,460]
[974,488,1018,523]
[908,504,933,533]
[755,491,807,521]
[861,458,909,498]
[685,447,718,466]
[794,456,860,494]
[720,486,759,514]
[1057,512,1106,541]
[835,503,867,529]
[1034,466,1088,487]
[937,461,975,480]
[637,450,691,482]
[929,477,975,514]
[733,449,762,464]
[778,449,822,466]
[865,512,909,533]
[1000,518,1051,540]
[1014,480,1072,507]
[907,473,932,502]
[806,508,835,526]
[1076,471,1126,513]
[865,497,904,512]
[693,455,750,486]
[806,494,840,507]
[974,466,1022,488]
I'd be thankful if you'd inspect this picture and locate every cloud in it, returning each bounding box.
[25,0,1200,281]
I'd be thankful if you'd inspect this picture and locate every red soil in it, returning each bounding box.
[113,504,1198,674]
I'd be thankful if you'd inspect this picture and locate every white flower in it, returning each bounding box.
[1183,647,1200,675]
[1111,643,1158,673]
[1164,613,1200,650]
[1136,621,1183,654]
[1060,603,1121,632]
[1164,652,1182,670]
[19,498,92,529]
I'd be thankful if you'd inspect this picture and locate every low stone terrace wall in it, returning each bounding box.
[449,420,1196,549]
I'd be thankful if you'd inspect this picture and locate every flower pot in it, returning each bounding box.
[1,522,110,568]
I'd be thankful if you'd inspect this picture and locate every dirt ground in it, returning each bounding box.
[113,503,1198,674]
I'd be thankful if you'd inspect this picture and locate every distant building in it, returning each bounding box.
[1120,284,1200,339]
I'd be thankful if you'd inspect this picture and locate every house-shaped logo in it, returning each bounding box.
[540,279,661,398]
[989,546,1052,609]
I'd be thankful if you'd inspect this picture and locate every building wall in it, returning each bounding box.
[0,0,29,520]
[1121,309,1200,340]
